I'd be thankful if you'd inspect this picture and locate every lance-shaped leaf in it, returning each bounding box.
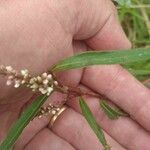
[100,100,128,120]
[79,97,110,150]
[52,48,150,72]
[0,94,49,150]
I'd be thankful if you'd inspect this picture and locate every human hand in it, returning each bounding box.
[0,0,150,149]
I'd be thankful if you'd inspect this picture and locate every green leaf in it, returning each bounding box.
[79,97,110,150]
[0,94,49,150]
[114,0,131,7]
[124,59,150,81]
[52,48,150,72]
[100,100,128,120]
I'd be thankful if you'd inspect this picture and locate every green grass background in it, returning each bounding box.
[118,0,150,81]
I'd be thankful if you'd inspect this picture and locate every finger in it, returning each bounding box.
[15,91,124,150]
[14,115,49,149]
[55,40,86,87]
[85,10,131,50]
[24,129,75,150]
[14,92,67,149]
[67,85,150,150]
[72,0,131,49]
[48,107,125,150]
[81,65,150,131]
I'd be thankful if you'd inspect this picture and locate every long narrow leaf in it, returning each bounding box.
[79,97,110,150]
[52,48,150,72]
[100,100,128,120]
[0,94,48,150]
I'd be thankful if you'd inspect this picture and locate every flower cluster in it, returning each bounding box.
[37,103,61,118]
[0,65,58,96]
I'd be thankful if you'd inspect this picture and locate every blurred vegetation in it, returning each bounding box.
[117,0,150,81]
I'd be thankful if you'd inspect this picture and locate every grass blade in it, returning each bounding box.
[0,94,48,150]
[100,100,128,120]
[79,97,110,150]
[52,48,150,72]
[113,0,131,7]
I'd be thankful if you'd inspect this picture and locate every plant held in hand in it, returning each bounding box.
[0,48,150,150]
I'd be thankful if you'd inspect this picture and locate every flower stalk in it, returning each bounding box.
[0,65,105,99]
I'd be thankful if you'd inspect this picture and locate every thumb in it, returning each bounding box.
[73,0,131,50]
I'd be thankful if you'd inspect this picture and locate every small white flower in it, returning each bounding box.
[39,87,43,92]
[56,108,60,111]
[6,80,12,86]
[46,87,53,95]
[29,78,35,84]
[54,81,58,86]
[42,73,47,79]
[51,110,56,115]
[32,89,36,92]
[39,88,47,94]
[24,74,29,79]
[8,75,14,80]
[47,74,52,80]
[14,83,20,88]
[21,80,26,84]
[12,70,16,75]
[21,69,29,76]
[41,90,47,94]
[26,84,30,87]
[47,93,50,96]
[14,80,21,88]
[30,83,38,89]
[37,76,42,82]
[43,79,49,85]
[47,87,53,93]
[6,66,13,72]
[38,115,42,118]
[33,77,37,82]
[0,65,5,70]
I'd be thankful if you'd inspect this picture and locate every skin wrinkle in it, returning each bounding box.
[48,0,111,39]
[74,0,112,39]
[46,0,77,35]
[85,11,117,43]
